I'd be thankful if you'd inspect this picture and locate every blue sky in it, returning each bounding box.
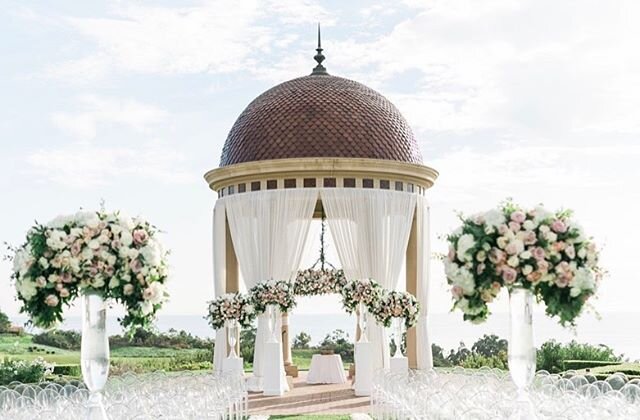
[1,0,639,323]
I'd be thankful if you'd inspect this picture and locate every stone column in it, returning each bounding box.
[282,312,298,377]
[225,217,240,357]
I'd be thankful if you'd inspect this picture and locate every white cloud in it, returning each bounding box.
[27,144,191,188]
[43,0,330,81]
[51,95,168,140]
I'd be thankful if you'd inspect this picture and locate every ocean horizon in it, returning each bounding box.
[10,311,640,360]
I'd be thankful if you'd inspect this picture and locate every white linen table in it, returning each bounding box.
[306,354,347,384]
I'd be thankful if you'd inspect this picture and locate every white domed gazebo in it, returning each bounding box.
[205,30,438,396]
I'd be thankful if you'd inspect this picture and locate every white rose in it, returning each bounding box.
[74,211,99,227]
[522,220,536,231]
[453,267,475,295]
[88,240,101,250]
[456,234,476,262]
[119,214,135,231]
[245,304,255,314]
[46,230,68,250]
[520,250,532,260]
[522,265,533,275]
[577,248,587,259]
[484,209,506,228]
[108,277,120,289]
[123,284,134,295]
[92,277,105,288]
[81,247,93,261]
[570,267,595,297]
[17,278,38,300]
[533,206,553,224]
[143,281,165,305]
[39,257,50,269]
[140,242,161,267]
[507,255,519,267]
[545,232,558,242]
[140,301,153,315]
[110,225,122,235]
[120,231,133,246]
[47,215,73,229]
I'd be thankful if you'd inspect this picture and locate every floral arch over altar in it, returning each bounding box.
[204,32,438,396]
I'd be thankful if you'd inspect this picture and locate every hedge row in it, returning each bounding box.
[563,360,623,371]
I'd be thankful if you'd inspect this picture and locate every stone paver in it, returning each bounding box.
[248,371,370,415]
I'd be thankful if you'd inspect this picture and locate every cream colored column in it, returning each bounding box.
[415,196,433,369]
[213,201,227,372]
[225,215,240,357]
[405,209,418,369]
[282,312,298,377]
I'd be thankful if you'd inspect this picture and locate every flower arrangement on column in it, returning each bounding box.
[206,292,256,358]
[445,201,602,410]
[249,280,296,342]
[341,278,383,342]
[372,291,420,358]
[8,210,169,419]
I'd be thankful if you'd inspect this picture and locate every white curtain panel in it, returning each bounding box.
[224,188,318,391]
[321,189,417,370]
[212,200,227,373]
[416,195,434,369]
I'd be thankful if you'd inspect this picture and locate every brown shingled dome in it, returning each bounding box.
[219,74,423,167]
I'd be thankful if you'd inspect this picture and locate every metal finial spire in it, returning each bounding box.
[312,23,328,75]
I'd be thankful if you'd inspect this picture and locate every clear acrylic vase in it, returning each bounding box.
[267,304,278,343]
[81,291,110,420]
[508,288,537,420]
[391,317,404,358]
[357,302,368,343]
[226,319,239,358]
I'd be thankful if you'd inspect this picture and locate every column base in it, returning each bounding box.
[284,364,299,378]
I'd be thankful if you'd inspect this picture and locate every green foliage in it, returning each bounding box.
[293,331,312,349]
[472,334,508,358]
[462,352,507,369]
[584,362,640,377]
[446,342,472,366]
[0,309,10,332]
[52,363,81,376]
[32,330,81,350]
[240,325,256,362]
[431,343,451,368]
[0,357,52,385]
[563,360,622,371]
[536,340,621,373]
[319,329,353,363]
[109,328,213,350]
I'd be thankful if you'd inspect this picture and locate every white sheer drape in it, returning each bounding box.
[212,200,227,372]
[321,189,417,370]
[224,189,318,390]
[416,195,433,369]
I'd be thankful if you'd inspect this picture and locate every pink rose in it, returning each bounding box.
[555,276,569,288]
[448,246,456,262]
[477,263,486,275]
[565,245,576,259]
[36,277,47,288]
[133,229,149,245]
[502,267,518,284]
[526,271,543,284]
[551,220,567,233]
[523,231,537,245]
[536,259,549,273]
[489,248,506,264]
[130,259,143,273]
[511,211,526,224]
[451,285,463,299]
[498,224,509,235]
[45,295,59,307]
[505,241,523,255]
[59,288,70,298]
[552,241,566,252]
[532,247,546,260]
[508,221,521,232]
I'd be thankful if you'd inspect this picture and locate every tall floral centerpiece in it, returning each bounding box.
[9,210,169,419]
[249,280,296,343]
[445,202,601,415]
[206,292,255,358]
[341,279,384,343]
[372,291,420,358]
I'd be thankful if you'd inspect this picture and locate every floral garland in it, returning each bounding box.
[249,280,296,314]
[294,268,347,296]
[206,292,255,329]
[372,291,420,329]
[340,278,384,314]
[445,201,602,325]
[9,210,169,333]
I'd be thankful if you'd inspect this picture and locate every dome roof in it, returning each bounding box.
[219,74,423,167]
